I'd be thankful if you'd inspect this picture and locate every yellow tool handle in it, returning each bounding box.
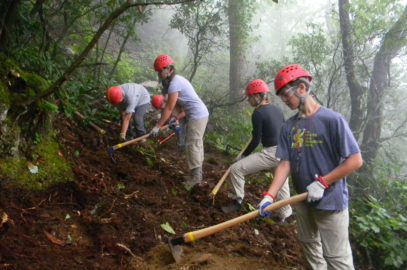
[74,111,106,134]
[210,139,251,196]
[184,193,307,243]
[113,124,169,150]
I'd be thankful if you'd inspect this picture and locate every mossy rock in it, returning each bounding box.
[0,53,49,103]
[0,135,73,190]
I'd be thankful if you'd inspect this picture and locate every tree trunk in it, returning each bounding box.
[228,0,247,106]
[0,0,21,52]
[361,4,407,166]
[338,0,365,140]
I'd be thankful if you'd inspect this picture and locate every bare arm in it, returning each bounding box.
[323,152,363,185]
[174,104,185,119]
[120,112,132,134]
[157,92,178,126]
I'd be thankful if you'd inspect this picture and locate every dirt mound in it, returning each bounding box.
[0,114,307,269]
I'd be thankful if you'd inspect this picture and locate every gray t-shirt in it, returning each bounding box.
[168,75,209,120]
[277,106,361,211]
[115,83,150,114]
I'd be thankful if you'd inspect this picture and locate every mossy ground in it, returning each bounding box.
[0,135,73,189]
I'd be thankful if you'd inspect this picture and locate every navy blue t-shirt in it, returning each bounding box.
[276,106,360,210]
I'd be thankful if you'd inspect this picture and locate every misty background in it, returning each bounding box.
[1,0,407,268]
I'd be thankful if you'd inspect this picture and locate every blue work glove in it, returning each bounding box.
[149,125,161,137]
[169,117,180,132]
[306,174,328,202]
[258,192,275,217]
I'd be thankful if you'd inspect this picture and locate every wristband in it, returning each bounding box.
[314,175,329,188]
[262,191,275,200]
[155,123,162,128]
[120,132,126,137]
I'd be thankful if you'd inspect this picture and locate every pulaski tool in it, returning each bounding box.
[107,124,169,163]
[169,192,308,263]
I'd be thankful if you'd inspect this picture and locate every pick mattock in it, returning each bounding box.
[169,192,307,263]
[107,124,169,163]
[209,139,251,203]
[74,111,106,135]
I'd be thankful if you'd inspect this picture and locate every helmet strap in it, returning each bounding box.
[293,89,309,112]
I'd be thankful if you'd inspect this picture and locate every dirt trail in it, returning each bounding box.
[0,114,307,269]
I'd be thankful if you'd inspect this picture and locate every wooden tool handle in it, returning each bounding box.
[74,111,106,134]
[184,193,307,243]
[112,124,169,150]
[210,139,251,196]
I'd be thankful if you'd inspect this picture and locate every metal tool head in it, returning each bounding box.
[107,146,117,164]
[168,237,184,263]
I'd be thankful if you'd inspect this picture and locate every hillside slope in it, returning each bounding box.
[0,113,307,269]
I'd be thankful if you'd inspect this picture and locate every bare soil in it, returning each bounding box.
[0,114,308,270]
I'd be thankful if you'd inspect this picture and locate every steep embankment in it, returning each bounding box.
[0,113,306,269]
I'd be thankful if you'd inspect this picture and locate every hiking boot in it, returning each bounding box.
[182,167,202,188]
[182,175,201,188]
[221,200,242,214]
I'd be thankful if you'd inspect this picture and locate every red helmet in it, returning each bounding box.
[274,64,313,94]
[245,79,269,96]
[106,86,123,104]
[151,95,163,109]
[154,54,174,71]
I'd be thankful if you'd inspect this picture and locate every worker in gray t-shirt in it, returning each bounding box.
[106,83,151,140]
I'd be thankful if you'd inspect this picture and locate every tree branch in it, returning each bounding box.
[23,0,198,106]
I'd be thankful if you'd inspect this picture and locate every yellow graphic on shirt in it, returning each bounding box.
[292,128,305,149]
[291,127,324,150]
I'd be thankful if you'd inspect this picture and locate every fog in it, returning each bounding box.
[132,0,407,176]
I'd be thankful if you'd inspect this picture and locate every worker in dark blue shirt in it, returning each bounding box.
[221,79,292,219]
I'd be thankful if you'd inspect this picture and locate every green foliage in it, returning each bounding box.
[33,132,42,145]
[206,106,252,154]
[116,183,125,190]
[350,178,407,269]
[38,101,59,113]
[349,0,405,45]
[171,188,178,196]
[11,47,62,81]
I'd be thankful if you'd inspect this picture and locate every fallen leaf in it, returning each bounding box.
[27,162,39,174]
[44,231,65,246]
[160,222,176,234]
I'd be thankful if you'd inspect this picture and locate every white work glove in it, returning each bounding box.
[306,175,328,202]
[119,132,126,141]
[258,193,275,217]
[149,125,161,137]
